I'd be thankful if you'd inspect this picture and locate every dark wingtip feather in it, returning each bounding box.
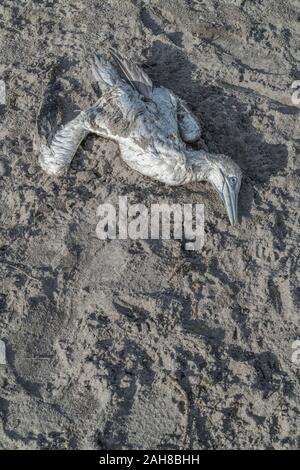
[109,48,153,100]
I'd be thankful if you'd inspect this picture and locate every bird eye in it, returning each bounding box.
[229,176,237,186]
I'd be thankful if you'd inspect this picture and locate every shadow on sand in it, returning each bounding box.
[142,40,288,219]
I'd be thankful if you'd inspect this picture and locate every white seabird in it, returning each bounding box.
[39,50,242,224]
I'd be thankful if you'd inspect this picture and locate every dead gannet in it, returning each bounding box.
[39,50,242,224]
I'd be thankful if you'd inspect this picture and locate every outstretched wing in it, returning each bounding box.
[110,48,153,100]
[39,111,89,175]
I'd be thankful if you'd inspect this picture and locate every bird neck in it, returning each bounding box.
[185,149,214,183]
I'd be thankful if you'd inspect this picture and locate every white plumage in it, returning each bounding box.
[39,50,242,224]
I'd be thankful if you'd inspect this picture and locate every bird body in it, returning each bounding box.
[39,51,242,224]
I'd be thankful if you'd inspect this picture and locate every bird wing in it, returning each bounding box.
[92,54,121,90]
[177,97,202,143]
[110,48,153,100]
[39,111,89,175]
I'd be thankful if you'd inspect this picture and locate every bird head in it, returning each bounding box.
[207,154,242,225]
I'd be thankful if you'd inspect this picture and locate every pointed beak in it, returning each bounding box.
[220,180,239,225]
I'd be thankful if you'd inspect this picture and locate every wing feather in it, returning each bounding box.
[110,48,153,100]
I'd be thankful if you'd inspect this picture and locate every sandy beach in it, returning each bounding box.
[0,0,299,449]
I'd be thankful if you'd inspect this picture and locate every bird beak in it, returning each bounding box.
[220,178,239,225]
